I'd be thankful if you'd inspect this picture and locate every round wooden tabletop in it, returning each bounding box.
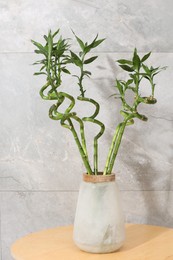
[11,224,173,260]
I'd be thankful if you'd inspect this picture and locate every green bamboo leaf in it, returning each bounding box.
[133,48,140,71]
[141,52,151,62]
[62,68,71,74]
[142,75,150,80]
[32,59,46,65]
[34,50,45,55]
[92,38,105,48]
[117,59,133,65]
[127,86,136,92]
[84,45,91,53]
[83,70,92,75]
[40,65,46,71]
[127,79,133,85]
[52,29,60,38]
[119,65,134,72]
[34,72,47,76]
[83,70,92,77]
[142,64,150,74]
[31,40,47,55]
[85,35,105,51]
[116,80,123,95]
[114,96,122,99]
[150,66,159,73]
[72,75,80,79]
[71,30,85,50]
[129,74,138,84]
[31,40,44,50]
[84,56,98,64]
[88,34,98,48]
[139,73,150,80]
[47,30,53,70]
[44,35,48,41]
[151,67,167,78]
[70,51,82,67]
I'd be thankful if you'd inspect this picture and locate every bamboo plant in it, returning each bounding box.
[32,29,166,175]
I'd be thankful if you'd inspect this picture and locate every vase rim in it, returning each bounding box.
[83,173,115,183]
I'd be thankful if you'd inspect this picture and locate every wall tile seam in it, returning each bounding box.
[1,51,173,54]
[0,190,79,193]
[0,190,173,192]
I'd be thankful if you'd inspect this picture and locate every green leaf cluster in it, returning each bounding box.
[32,28,105,175]
[32,29,71,99]
[70,31,105,97]
[115,49,166,121]
[32,29,104,98]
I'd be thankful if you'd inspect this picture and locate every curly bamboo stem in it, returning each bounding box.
[39,82,51,100]
[48,92,92,174]
[61,118,93,174]
[78,96,105,174]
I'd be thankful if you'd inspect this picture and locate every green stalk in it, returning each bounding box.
[103,123,122,175]
[94,138,98,174]
[49,92,92,174]
[39,82,50,100]
[57,57,62,86]
[82,117,105,174]
[78,96,105,175]
[93,119,105,174]
[70,114,88,157]
[104,113,135,175]
[78,53,86,97]
[60,92,75,113]
[106,122,127,175]
[61,118,93,174]
[60,93,88,156]
[150,79,155,97]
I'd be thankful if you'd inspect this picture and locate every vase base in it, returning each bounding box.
[74,241,124,254]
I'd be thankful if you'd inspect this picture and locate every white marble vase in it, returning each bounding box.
[73,173,125,253]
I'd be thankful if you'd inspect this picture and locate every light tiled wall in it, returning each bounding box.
[0,1,173,259]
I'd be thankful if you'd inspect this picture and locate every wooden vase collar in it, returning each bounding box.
[83,173,115,183]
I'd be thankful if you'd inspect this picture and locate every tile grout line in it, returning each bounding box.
[1,51,173,54]
[0,190,172,192]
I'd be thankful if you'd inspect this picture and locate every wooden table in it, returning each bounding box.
[11,224,173,260]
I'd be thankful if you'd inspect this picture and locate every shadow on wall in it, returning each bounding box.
[123,126,173,227]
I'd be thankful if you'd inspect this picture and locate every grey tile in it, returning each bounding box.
[0,52,172,192]
[1,191,78,260]
[1,0,173,52]
[121,190,173,228]
[0,193,2,260]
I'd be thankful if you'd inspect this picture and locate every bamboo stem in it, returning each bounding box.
[39,82,51,100]
[103,123,122,175]
[94,138,98,175]
[48,92,92,174]
[104,114,135,175]
[61,118,93,174]
[70,115,88,157]
[78,96,105,175]
[107,122,127,175]
[83,117,105,174]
